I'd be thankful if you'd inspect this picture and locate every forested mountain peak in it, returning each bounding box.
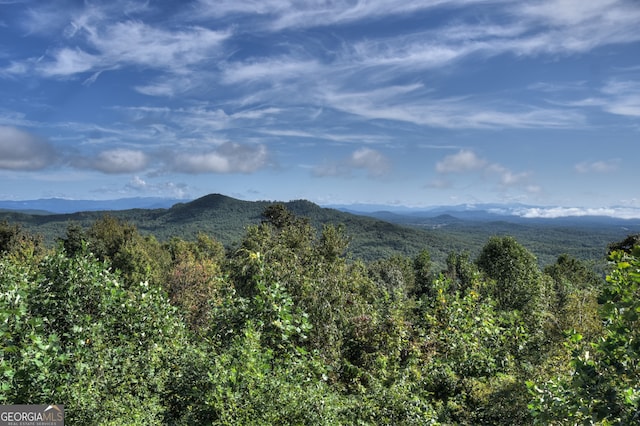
[176,193,252,210]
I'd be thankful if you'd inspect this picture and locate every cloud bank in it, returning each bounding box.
[509,206,640,220]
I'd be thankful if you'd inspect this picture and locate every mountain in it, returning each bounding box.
[331,202,640,223]
[0,194,445,262]
[0,197,184,214]
[1,193,638,266]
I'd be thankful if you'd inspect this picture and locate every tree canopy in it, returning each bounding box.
[1,206,636,424]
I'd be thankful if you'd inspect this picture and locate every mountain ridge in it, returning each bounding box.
[0,197,184,214]
[1,193,638,266]
[2,195,640,220]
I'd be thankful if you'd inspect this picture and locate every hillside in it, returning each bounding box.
[1,193,637,266]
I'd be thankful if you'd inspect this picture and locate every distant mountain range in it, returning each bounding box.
[1,193,639,266]
[0,197,184,214]
[2,197,640,221]
[327,202,640,222]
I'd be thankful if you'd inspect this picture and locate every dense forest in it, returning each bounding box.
[1,203,639,425]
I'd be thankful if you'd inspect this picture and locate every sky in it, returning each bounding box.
[1,0,639,214]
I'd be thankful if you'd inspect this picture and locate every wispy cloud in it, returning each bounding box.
[322,84,584,129]
[558,79,640,118]
[337,0,640,73]
[575,159,621,173]
[1,0,638,205]
[194,0,492,31]
[7,3,230,82]
[599,80,640,117]
[221,58,321,85]
[40,22,229,78]
[513,0,640,53]
[313,147,391,178]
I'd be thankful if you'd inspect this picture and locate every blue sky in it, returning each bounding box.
[1,0,639,214]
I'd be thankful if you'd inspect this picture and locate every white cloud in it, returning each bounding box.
[334,0,640,78]
[19,1,81,35]
[487,164,531,186]
[436,150,487,173]
[39,21,230,78]
[425,178,453,189]
[39,48,99,77]
[561,80,640,118]
[600,80,640,117]
[312,162,349,178]
[135,80,187,97]
[575,159,620,173]
[195,0,491,31]
[351,36,471,71]
[126,176,191,198]
[221,58,320,85]
[260,129,315,138]
[93,21,228,69]
[322,86,584,129]
[517,0,628,26]
[350,148,391,177]
[0,126,57,170]
[313,147,391,178]
[127,175,148,190]
[172,143,269,174]
[512,206,640,219]
[511,0,640,54]
[92,149,149,174]
[10,3,231,83]
[435,149,538,194]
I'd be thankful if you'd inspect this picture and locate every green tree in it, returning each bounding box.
[477,236,542,313]
[0,246,190,423]
[529,246,640,425]
[444,250,478,296]
[37,251,187,424]
[544,254,604,341]
[59,221,86,257]
[413,248,433,298]
[368,254,415,299]
[164,235,227,334]
[607,233,640,254]
[421,274,533,424]
[0,257,65,404]
[0,220,43,262]
[87,215,170,287]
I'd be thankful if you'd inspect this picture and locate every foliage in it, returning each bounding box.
[529,246,640,425]
[544,254,604,341]
[0,220,44,262]
[477,236,542,313]
[163,235,227,333]
[2,203,638,425]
